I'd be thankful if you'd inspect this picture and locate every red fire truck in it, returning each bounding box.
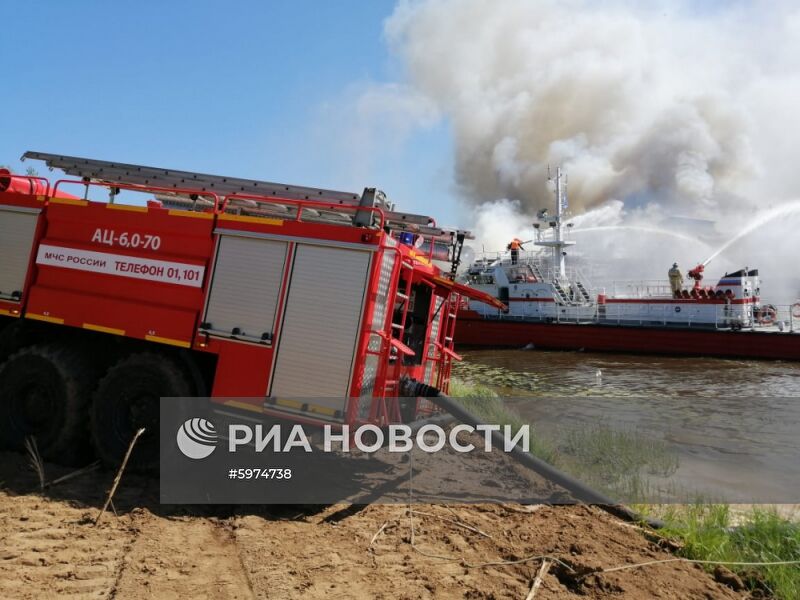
[0,152,502,468]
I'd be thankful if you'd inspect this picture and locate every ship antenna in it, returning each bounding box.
[534,166,576,280]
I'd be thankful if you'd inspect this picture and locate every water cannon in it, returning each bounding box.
[688,263,705,289]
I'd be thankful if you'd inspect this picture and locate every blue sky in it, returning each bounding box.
[0,1,458,220]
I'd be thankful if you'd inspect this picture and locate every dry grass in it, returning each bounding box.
[23,437,45,492]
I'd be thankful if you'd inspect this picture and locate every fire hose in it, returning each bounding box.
[400,376,664,529]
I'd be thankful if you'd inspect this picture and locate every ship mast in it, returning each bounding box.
[534,167,575,279]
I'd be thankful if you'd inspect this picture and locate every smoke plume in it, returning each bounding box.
[375,0,800,299]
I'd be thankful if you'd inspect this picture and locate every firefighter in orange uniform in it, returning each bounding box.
[508,238,524,265]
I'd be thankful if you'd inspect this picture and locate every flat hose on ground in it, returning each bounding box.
[400,376,664,529]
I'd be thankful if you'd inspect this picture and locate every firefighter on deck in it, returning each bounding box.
[508,238,524,265]
[668,262,684,296]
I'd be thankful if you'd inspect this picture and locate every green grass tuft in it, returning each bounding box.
[655,504,800,598]
[448,378,557,463]
[448,378,800,598]
[548,422,680,502]
[448,378,678,500]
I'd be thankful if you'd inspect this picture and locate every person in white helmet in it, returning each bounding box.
[668,262,684,296]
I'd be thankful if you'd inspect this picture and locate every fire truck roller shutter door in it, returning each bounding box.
[204,236,288,342]
[269,244,371,413]
[0,207,39,302]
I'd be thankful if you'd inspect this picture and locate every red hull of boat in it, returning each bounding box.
[455,311,800,361]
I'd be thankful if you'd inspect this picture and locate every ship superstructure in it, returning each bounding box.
[457,170,800,360]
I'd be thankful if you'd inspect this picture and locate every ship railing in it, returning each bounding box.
[601,301,725,328]
[470,250,596,287]
[552,303,599,323]
[474,250,548,269]
[475,304,600,323]
[714,303,799,332]
[483,252,595,285]
[609,280,674,298]
[599,302,800,332]
[742,304,798,333]
[471,296,800,332]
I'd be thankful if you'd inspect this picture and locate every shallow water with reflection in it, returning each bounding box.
[455,349,800,398]
[453,350,800,502]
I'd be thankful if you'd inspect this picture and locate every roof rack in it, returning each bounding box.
[22,151,362,205]
[23,150,472,239]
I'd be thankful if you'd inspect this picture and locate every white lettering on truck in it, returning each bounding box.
[92,228,161,250]
[35,244,204,288]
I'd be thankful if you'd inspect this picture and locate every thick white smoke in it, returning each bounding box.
[376,0,800,300]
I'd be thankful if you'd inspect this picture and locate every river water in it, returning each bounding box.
[453,349,800,503]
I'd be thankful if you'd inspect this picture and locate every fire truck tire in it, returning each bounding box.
[0,344,93,465]
[91,353,192,470]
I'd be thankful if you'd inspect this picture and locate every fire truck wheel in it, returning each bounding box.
[91,353,192,470]
[0,344,93,465]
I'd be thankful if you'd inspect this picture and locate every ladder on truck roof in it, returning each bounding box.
[22,150,363,204]
[22,150,448,233]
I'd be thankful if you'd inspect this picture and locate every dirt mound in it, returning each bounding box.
[0,451,748,599]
